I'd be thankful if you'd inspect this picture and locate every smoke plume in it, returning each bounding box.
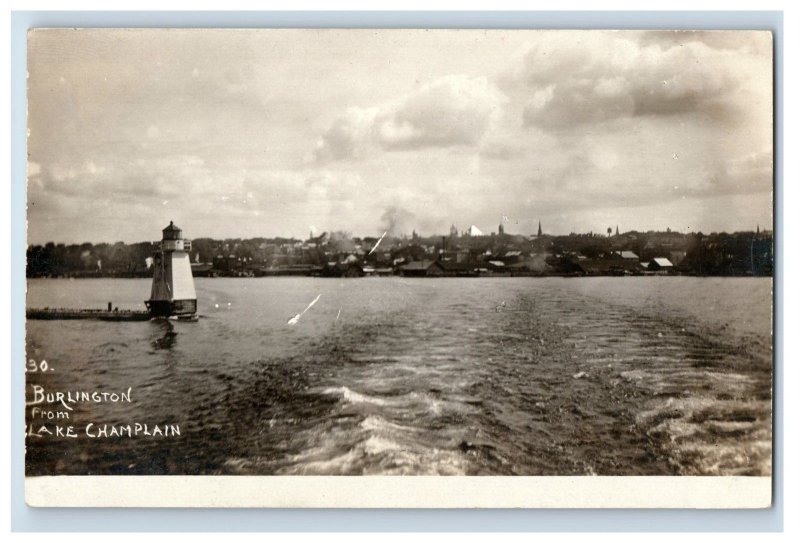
[380,206,415,237]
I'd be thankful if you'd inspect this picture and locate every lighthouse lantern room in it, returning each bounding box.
[145,221,197,318]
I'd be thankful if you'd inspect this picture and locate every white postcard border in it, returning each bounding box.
[26,475,772,508]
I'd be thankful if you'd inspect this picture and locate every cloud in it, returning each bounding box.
[504,31,769,130]
[521,78,637,129]
[691,150,773,197]
[312,107,379,162]
[635,30,772,55]
[314,75,505,162]
[376,75,505,149]
[304,170,364,202]
[479,139,526,160]
[38,154,200,200]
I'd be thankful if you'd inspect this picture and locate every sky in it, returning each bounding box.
[26,29,774,245]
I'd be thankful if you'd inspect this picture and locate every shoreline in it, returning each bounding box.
[26,271,772,279]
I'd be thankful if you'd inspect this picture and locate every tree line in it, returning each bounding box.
[26,229,773,278]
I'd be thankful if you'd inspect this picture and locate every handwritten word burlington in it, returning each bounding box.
[27,385,132,411]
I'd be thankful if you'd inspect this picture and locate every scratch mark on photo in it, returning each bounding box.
[368,231,388,255]
[287,294,321,325]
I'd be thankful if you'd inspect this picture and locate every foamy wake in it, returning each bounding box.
[322,386,387,406]
[359,414,417,433]
[240,411,471,475]
[636,396,772,475]
[322,385,479,420]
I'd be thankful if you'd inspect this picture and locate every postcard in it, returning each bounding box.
[24,28,773,508]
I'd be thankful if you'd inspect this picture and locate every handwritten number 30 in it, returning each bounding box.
[26,359,48,372]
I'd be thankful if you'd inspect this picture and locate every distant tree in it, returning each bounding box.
[581,242,606,259]
[329,231,355,254]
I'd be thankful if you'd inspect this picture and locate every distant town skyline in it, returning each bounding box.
[27,29,773,245]
[27,219,772,247]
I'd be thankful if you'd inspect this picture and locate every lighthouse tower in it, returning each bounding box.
[145,221,197,318]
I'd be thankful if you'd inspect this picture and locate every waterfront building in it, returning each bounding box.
[648,257,675,272]
[435,260,477,277]
[399,260,442,277]
[612,250,639,260]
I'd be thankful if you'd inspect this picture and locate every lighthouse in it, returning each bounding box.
[145,221,197,318]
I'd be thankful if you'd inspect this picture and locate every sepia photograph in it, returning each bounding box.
[23,28,774,507]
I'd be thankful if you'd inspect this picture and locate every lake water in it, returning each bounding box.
[25,276,773,476]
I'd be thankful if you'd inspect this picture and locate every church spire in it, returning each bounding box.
[537,220,542,238]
